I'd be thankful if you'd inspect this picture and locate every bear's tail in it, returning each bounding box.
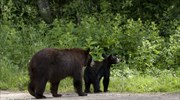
[28,81,35,96]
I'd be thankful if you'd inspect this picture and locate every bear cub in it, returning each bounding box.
[84,55,119,93]
[28,48,93,99]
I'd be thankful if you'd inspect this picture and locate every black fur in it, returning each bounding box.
[28,48,92,99]
[84,55,119,93]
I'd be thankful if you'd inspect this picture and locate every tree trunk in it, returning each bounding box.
[37,0,53,23]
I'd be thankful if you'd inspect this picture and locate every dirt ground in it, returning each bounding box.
[0,91,180,100]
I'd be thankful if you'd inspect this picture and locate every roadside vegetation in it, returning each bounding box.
[0,0,180,93]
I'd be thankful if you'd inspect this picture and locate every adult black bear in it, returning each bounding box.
[84,55,119,93]
[28,48,93,99]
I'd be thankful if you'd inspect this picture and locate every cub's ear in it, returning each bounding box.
[109,54,112,57]
[102,54,107,58]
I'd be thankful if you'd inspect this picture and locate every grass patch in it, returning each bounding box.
[109,74,180,93]
[0,66,28,91]
[0,65,75,93]
[45,77,74,93]
[1,66,180,93]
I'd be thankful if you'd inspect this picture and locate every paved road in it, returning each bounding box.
[0,91,180,100]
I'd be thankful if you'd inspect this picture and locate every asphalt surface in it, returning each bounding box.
[0,91,180,100]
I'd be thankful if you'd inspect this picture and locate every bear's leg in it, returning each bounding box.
[73,72,87,96]
[35,79,47,99]
[28,80,35,96]
[84,72,91,93]
[84,81,91,93]
[103,76,109,92]
[50,81,62,97]
[93,79,102,93]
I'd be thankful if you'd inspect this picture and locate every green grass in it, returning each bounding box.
[0,66,29,91]
[109,74,180,93]
[1,66,180,93]
[0,65,75,92]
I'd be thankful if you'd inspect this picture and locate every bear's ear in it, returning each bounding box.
[85,48,90,54]
[87,48,90,52]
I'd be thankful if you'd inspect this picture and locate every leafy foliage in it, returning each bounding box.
[0,0,179,91]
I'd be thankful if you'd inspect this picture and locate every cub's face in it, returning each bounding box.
[108,55,120,64]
